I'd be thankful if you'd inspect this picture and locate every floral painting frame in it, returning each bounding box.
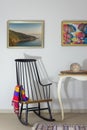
[7,20,44,48]
[61,21,87,46]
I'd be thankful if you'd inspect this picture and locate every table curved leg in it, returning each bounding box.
[57,74,87,120]
[58,78,64,120]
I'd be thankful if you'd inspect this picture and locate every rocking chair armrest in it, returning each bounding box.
[39,82,52,87]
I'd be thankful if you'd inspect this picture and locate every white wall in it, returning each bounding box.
[0,0,87,111]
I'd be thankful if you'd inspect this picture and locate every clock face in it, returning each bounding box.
[70,63,81,72]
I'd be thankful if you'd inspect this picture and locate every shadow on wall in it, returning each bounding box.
[82,59,87,70]
[82,59,87,109]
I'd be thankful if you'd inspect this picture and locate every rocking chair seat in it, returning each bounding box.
[21,98,52,104]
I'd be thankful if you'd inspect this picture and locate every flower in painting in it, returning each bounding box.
[68,24,76,32]
[63,33,73,44]
[75,32,85,39]
[63,24,76,44]
[78,23,87,44]
[78,23,87,35]
[63,24,76,33]
[71,32,85,44]
[83,24,87,35]
[75,32,85,44]
[78,23,85,32]
[83,37,87,44]
[63,24,69,33]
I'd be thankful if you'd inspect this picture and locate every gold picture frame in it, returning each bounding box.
[61,21,87,46]
[7,20,44,48]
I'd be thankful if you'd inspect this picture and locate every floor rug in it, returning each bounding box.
[32,123,87,130]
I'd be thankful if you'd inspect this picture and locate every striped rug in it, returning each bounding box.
[33,123,87,130]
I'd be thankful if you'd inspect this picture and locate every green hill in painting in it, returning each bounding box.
[9,30,37,46]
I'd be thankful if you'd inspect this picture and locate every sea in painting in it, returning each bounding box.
[16,34,42,47]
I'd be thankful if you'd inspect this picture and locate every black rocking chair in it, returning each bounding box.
[15,59,55,125]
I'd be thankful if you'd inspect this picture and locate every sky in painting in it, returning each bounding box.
[9,21,42,35]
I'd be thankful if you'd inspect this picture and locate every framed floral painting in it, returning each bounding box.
[61,21,87,46]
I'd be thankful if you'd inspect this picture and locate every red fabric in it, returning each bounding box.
[12,85,28,114]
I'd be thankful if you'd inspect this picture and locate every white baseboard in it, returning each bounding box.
[0,109,14,113]
[52,109,87,113]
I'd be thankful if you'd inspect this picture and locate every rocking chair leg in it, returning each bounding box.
[47,102,55,121]
[17,103,29,125]
[20,103,23,118]
[25,104,28,125]
[38,103,41,116]
[18,103,23,119]
[34,102,55,121]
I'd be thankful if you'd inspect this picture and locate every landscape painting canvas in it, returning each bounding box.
[7,20,44,48]
[61,21,87,46]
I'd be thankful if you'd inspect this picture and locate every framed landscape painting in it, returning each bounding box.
[7,20,44,48]
[61,21,87,46]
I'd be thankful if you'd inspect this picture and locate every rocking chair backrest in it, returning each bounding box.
[15,59,51,102]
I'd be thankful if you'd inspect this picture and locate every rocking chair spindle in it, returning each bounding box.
[15,59,55,125]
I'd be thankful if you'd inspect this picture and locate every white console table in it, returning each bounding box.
[58,71,87,120]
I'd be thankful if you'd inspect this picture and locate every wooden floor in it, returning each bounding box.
[0,113,87,130]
